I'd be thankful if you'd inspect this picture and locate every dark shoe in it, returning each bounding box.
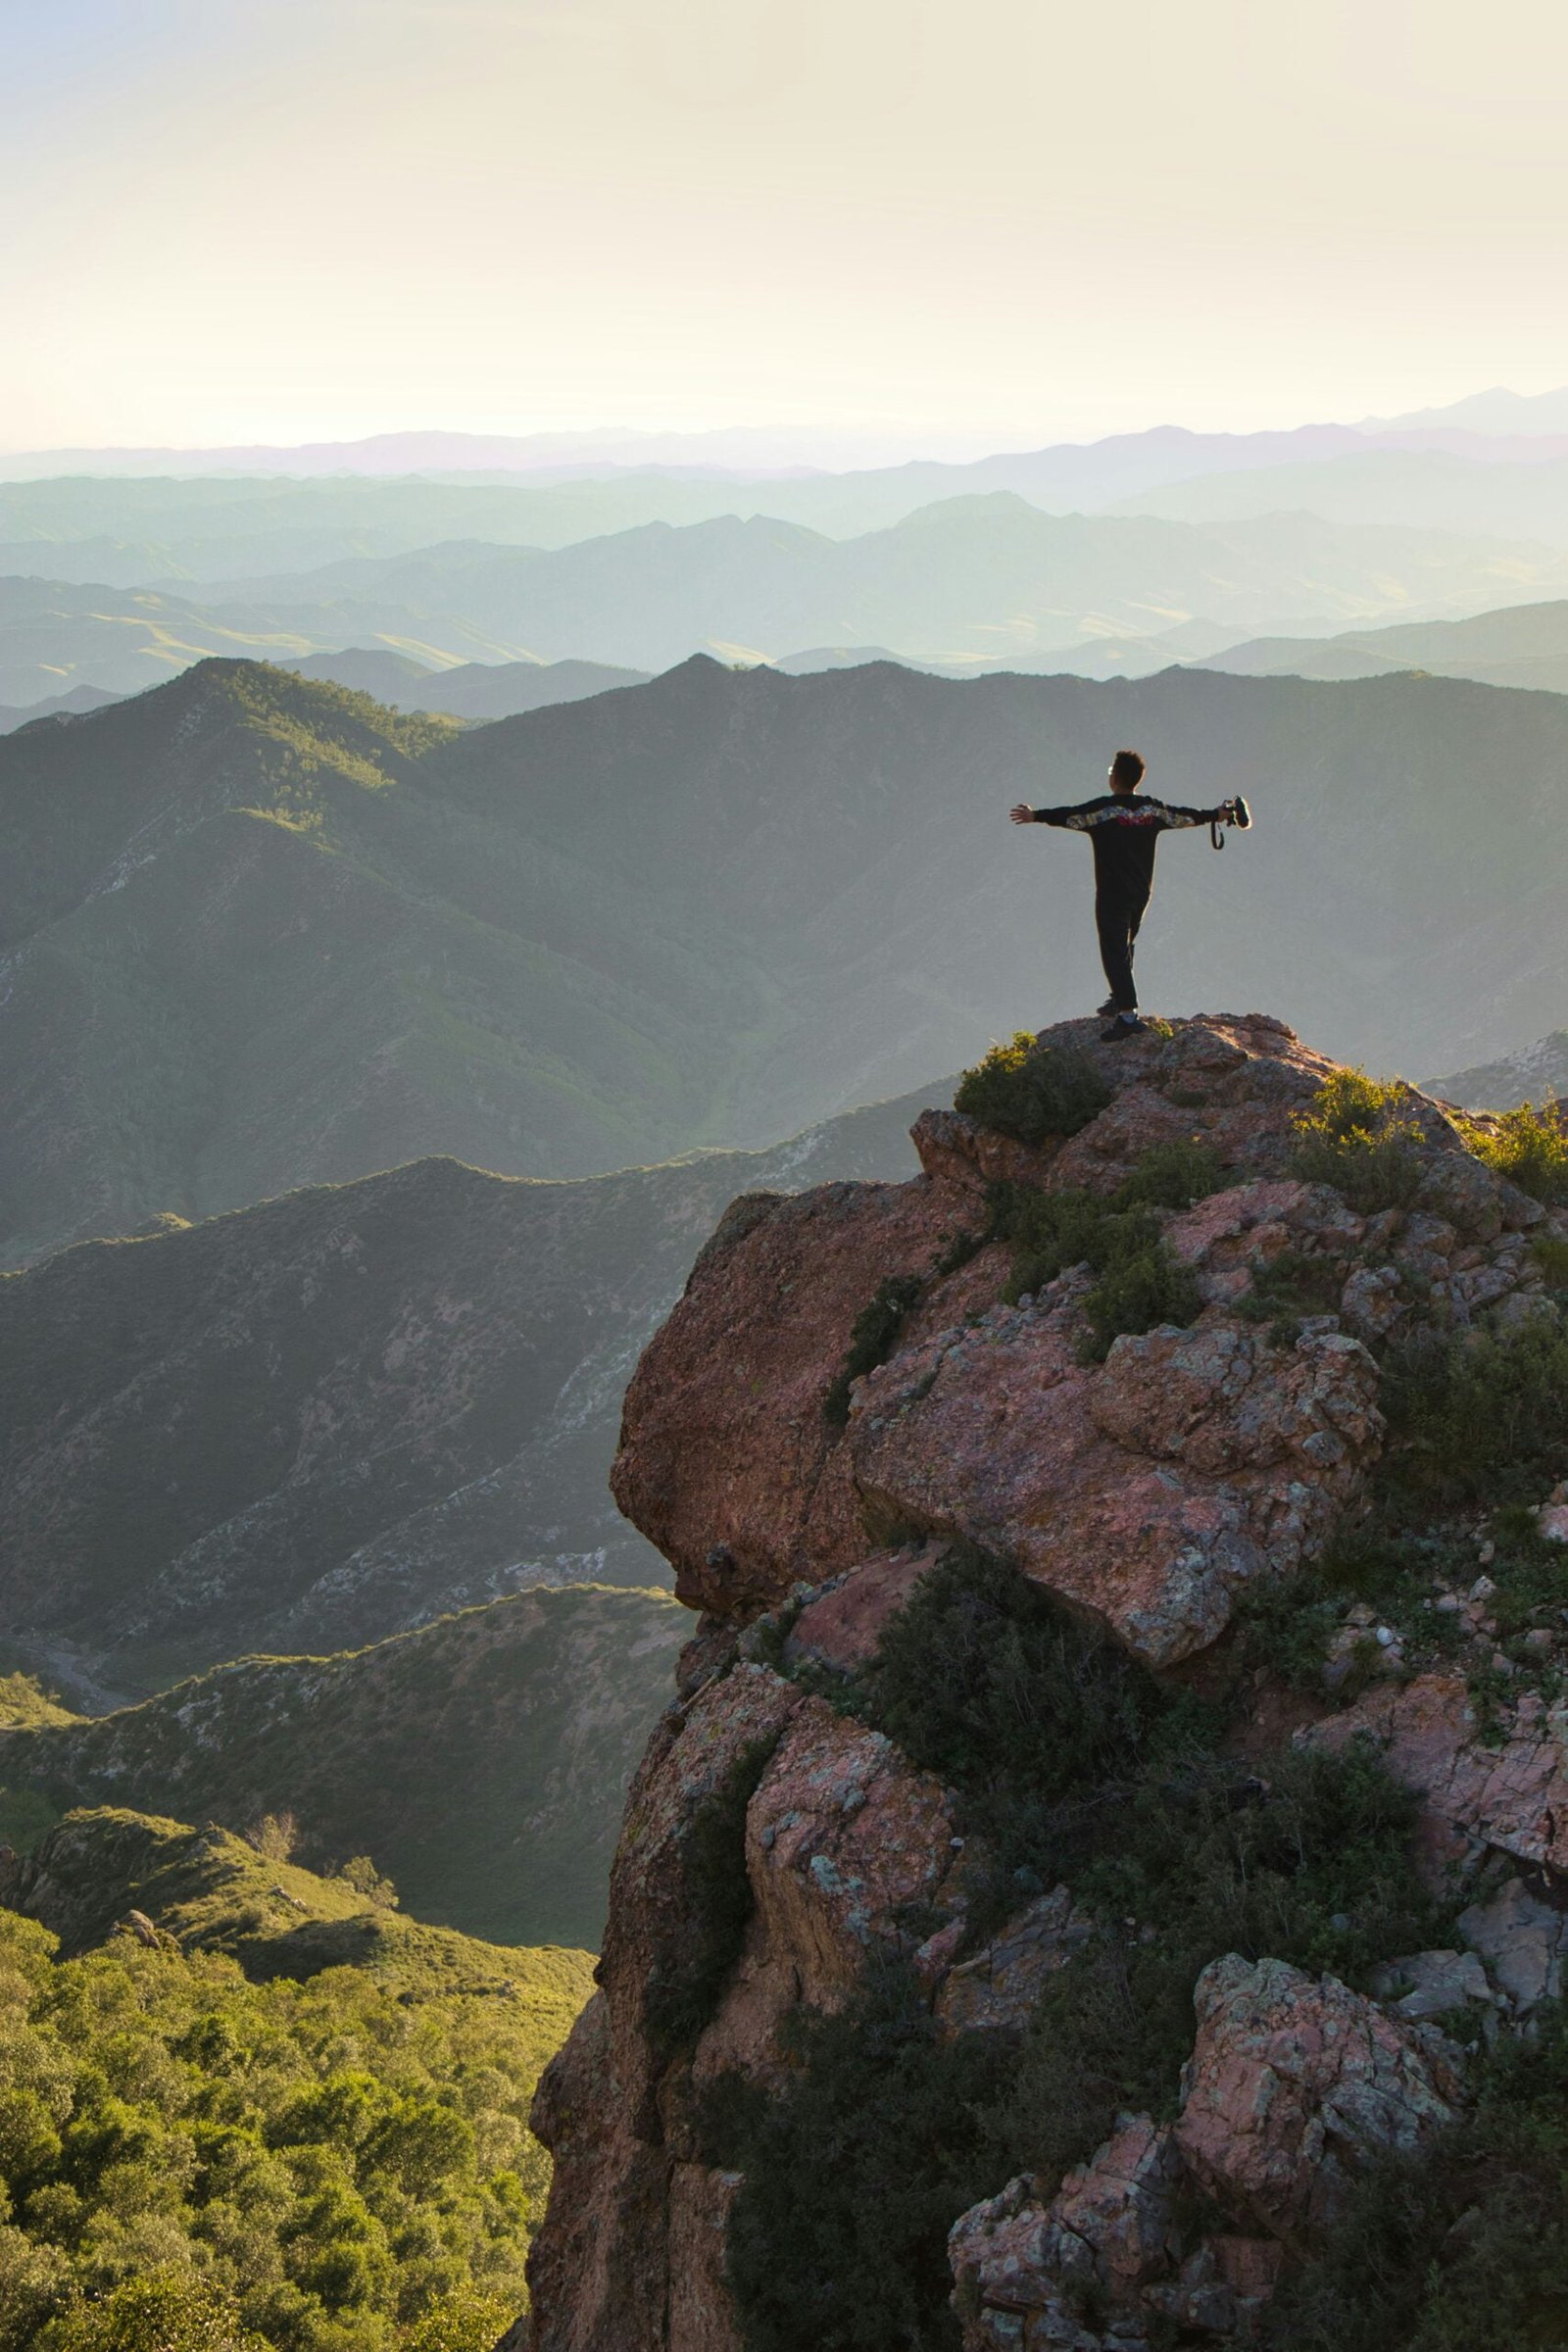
[1100,1014,1147,1043]
[1095,997,1118,1017]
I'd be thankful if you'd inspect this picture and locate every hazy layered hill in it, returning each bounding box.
[276,647,649,716]
[191,498,1568,672]
[1430,1030,1568,1110]
[0,1589,684,1948]
[1196,598,1568,693]
[1114,448,1568,544]
[0,1087,939,1680]
[0,574,519,703]
[0,681,121,732]
[9,655,1568,1261]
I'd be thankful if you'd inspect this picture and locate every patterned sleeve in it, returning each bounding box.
[1033,798,1108,831]
[1151,800,1222,830]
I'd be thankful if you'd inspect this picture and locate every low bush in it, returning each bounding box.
[1236,1246,1348,1344]
[1265,1998,1568,2351]
[1290,1068,1426,1213]
[1235,1523,1469,1696]
[643,1736,779,2055]
[1379,1308,1568,1509]
[1110,1137,1223,1208]
[823,1275,925,1427]
[953,1037,1110,1147]
[1459,1100,1568,1205]
[708,1961,1013,2352]
[990,1183,1203,1361]
[854,1548,1174,1904]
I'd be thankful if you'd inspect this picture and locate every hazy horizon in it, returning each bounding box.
[7,0,1567,458]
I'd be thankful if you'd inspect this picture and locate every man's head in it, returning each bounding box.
[1108,749,1146,797]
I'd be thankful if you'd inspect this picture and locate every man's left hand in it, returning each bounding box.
[1008,804,1035,825]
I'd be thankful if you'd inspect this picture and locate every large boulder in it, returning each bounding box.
[1174,1954,1464,2247]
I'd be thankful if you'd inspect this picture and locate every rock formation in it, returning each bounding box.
[521,1013,1568,2351]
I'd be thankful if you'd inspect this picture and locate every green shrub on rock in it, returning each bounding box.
[1458,1099,1568,1205]
[1380,1308,1568,1508]
[954,1036,1110,1146]
[1290,1068,1426,1212]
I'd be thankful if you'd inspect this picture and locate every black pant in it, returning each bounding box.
[1096,887,1148,1013]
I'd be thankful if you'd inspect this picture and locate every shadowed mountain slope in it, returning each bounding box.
[0,1083,940,1689]
[0,1588,685,1949]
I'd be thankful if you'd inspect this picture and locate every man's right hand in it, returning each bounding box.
[1009,804,1035,825]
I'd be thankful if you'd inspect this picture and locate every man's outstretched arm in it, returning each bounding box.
[1008,799,1104,828]
[1152,797,1241,830]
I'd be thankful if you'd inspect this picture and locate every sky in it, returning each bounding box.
[5,0,1568,458]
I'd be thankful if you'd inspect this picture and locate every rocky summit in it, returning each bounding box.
[522,1011,1568,2351]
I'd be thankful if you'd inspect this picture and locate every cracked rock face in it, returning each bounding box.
[1175,1954,1464,2247]
[527,1662,963,2351]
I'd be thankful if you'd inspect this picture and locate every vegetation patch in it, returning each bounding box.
[989,1157,1213,1362]
[1458,1099,1568,1205]
[953,1036,1110,1146]
[1378,1308,1568,1511]
[705,1960,1013,2352]
[643,1736,780,2056]
[1237,1246,1348,1344]
[1289,1068,1426,1213]
[0,1891,571,2352]
[823,1275,926,1427]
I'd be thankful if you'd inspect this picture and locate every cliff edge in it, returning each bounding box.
[519,1013,1568,2352]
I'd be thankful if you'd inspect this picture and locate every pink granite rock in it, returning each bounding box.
[852,1290,1382,1668]
[937,1886,1095,2034]
[783,1546,936,1674]
[948,2118,1181,2348]
[695,1695,964,2091]
[1175,1954,1464,2247]
[1300,1675,1568,1880]
[611,1177,977,1618]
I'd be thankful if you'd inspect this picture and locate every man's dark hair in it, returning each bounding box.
[1110,749,1146,789]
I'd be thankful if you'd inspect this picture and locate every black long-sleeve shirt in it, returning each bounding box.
[1030,793,1225,901]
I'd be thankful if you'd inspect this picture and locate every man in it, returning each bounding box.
[1010,751,1241,1041]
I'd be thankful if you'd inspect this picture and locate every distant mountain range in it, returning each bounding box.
[1195,599,1568,693]
[7,655,1568,1274]
[0,681,121,732]
[0,1589,684,1948]
[277,648,649,716]
[9,498,1568,701]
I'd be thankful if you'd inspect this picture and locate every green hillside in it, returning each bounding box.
[0,1590,685,1950]
[10,650,1568,1267]
[0,1807,590,2350]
